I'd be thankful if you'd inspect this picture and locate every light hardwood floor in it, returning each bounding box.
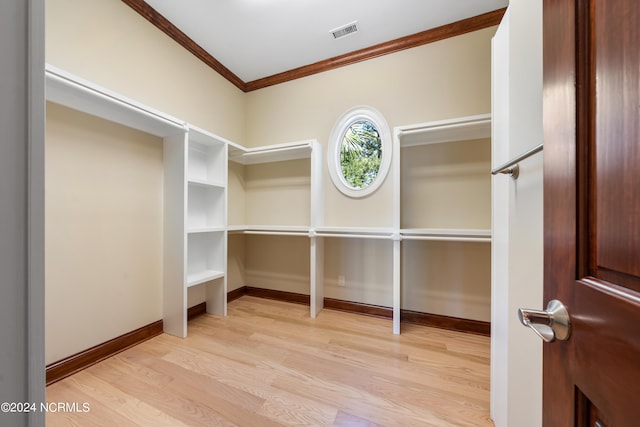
[46,296,493,426]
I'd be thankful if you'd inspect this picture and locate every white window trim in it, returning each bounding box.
[327,106,391,198]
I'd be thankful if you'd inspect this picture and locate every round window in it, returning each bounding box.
[328,106,391,198]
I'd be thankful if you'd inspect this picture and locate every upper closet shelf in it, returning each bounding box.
[228,140,314,165]
[45,64,185,137]
[401,228,491,242]
[396,113,491,147]
[188,125,233,148]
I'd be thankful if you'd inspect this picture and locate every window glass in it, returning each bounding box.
[339,120,382,189]
[328,106,391,198]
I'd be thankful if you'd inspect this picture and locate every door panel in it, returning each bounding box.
[573,279,640,422]
[543,0,640,425]
[593,0,640,285]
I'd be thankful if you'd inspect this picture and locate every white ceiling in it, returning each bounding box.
[143,0,507,83]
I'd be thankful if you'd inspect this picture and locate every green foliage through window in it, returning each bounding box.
[339,120,382,189]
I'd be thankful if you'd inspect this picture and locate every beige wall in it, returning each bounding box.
[245,28,494,147]
[46,0,245,143]
[245,159,311,226]
[245,235,311,294]
[401,138,491,230]
[227,234,246,292]
[45,103,164,364]
[228,161,247,227]
[324,238,394,306]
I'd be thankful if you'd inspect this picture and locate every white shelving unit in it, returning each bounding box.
[46,65,230,339]
[183,126,228,329]
[163,122,231,339]
[228,140,325,316]
[47,65,493,337]
[228,115,492,335]
[186,127,227,279]
[392,113,492,333]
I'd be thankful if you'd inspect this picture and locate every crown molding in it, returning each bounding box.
[122,0,246,91]
[122,1,506,93]
[245,8,506,91]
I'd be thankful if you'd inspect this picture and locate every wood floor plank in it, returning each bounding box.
[158,335,341,426]
[334,410,385,427]
[59,372,190,426]
[47,296,493,426]
[46,372,140,427]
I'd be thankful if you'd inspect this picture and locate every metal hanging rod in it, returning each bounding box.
[491,143,544,179]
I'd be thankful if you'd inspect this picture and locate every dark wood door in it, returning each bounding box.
[543,0,640,426]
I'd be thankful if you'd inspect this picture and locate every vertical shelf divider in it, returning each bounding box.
[310,140,324,317]
[163,131,189,338]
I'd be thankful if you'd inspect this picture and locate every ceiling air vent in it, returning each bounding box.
[330,21,358,39]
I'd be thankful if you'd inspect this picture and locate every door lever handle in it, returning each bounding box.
[518,299,571,342]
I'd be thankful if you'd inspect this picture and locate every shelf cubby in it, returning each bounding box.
[188,140,226,186]
[400,138,491,231]
[187,182,225,230]
[186,231,226,288]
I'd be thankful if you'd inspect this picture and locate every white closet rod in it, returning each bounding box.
[314,233,394,240]
[243,143,311,156]
[401,235,491,243]
[491,143,543,178]
[239,231,309,237]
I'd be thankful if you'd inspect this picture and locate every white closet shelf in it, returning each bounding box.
[314,226,395,240]
[228,140,314,165]
[187,178,226,189]
[188,125,233,147]
[228,225,310,236]
[187,270,225,288]
[187,227,226,234]
[396,113,491,147]
[401,228,491,242]
[47,66,231,339]
[45,64,185,137]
